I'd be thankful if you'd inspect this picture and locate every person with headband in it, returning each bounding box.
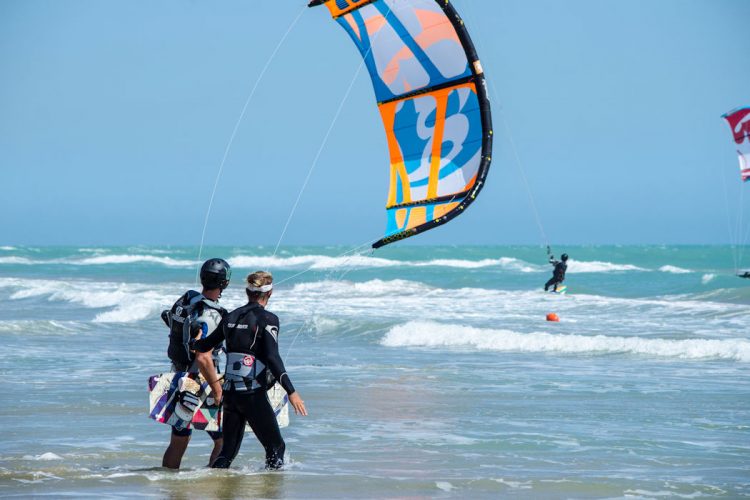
[192,271,307,470]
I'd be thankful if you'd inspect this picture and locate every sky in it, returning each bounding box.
[1,0,749,247]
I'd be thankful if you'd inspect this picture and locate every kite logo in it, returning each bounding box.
[242,355,255,367]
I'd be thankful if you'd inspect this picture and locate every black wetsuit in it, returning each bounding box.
[544,259,567,291]
[739,272,750,279]
[194,302,295,470]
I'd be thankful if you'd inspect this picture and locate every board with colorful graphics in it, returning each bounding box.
[148,373,290,431]
[148,372,221,431]
[549,285,567,295]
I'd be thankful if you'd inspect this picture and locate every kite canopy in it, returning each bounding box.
[723,107,750,183]
[310,0,493,248]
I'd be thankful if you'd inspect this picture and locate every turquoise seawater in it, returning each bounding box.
[0,245,748,498]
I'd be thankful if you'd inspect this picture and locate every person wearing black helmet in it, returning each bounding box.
[159,258,231,469]
[544,253,569,292]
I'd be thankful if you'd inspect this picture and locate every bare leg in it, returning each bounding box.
[162,433,191,469]
[209,437,223,467]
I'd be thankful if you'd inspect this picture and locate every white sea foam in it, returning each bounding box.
[2,274,744,330]
[0,256,36,265]
[381,321,750,362]
[413,257,540,272]
[659,265,692,274]
[435,482,455,492]
[22,452,63,461]
[1,277,175,323]
[0,250,670,275]
[76,255,196,266]
[228,254,400,270]
[230,254,542,271]
[702,274,717,285]
[0,246,16,251]
[0,254,197,267]
[566,260,647,273]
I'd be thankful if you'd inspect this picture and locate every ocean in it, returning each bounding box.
[0,245,748,498]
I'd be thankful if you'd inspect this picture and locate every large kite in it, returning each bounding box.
[310,0,493,247]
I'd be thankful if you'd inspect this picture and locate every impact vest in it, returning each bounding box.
[223,303,276,392]
[163,290,226,372]
[554,262,568,279]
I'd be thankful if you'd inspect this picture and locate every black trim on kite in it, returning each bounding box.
[386,191,467,210]
[378,75,478,106]
[372,0,493,249]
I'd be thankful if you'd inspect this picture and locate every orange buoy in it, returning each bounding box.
[546,313,560,322]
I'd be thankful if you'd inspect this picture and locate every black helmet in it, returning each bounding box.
[200,258,231,290]
[561,253,569,261]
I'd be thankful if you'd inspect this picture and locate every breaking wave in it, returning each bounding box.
[0,250,707,277]
[566,260,647,273]
[230,254,541,271]
[75,255,196,266]
[381,321,750,362]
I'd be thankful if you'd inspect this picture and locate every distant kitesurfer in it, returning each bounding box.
[160,258,231,469]
[544,253,568,292]
[739,271,750,279]
[193,271,307,470]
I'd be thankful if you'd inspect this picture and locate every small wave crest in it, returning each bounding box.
[567,260,647,273]
[22,452,63,461]
[0,256,35,265]
[230,254,541,272]
[702,274,717,285]
[76,255,196,266]
[229,254,400,270]
[659,265,692,274]
[0,254,196,267]
[381,321,750,362]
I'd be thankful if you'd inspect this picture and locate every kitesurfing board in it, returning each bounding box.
[549,285,567,295]
[148,373,289,431]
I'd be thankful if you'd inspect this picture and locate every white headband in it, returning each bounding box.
[246,284,273,293]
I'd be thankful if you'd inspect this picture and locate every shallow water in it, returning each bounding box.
[1,245,749,498]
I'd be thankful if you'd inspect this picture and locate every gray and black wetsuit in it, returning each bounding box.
[194,302,295,470]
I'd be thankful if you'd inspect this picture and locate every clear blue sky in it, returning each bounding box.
[1,0,748,246]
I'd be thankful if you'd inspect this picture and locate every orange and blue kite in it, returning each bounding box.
[310,0,493,248]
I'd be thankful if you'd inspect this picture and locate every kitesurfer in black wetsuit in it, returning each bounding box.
[160,258,231,469]
[193,271,307,470]
[544,253,568,292]
[739,272,750,279]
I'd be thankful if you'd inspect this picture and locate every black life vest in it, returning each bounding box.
[162,290,225,368]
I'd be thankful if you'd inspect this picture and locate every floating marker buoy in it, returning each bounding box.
[546,313,560,322]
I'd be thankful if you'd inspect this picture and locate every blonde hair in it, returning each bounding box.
[246,270,273,301]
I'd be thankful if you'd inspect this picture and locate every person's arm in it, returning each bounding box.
[194,350,223,402]
[192,310,226,401]
[193,317,225,353]
[260,316,294,395]
[261,314,307,416]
